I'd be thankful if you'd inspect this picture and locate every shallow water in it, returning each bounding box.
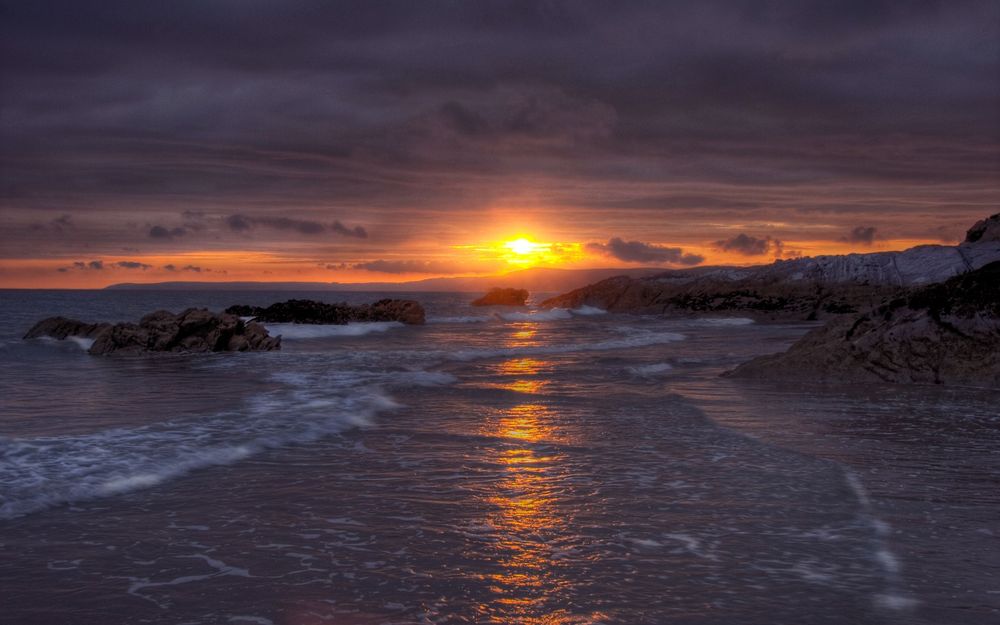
[0,290,997,624]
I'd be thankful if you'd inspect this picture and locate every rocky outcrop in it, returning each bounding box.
[965,212,1000,243]
[226,298,425,325]
[25,309,280,355]
[24,317,111,340]
[471,288,529,306]
[542,214,1000,320]
[726,262,1000,387]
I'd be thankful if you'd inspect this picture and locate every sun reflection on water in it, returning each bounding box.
[475,401,593,624]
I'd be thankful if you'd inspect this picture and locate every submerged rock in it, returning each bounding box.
[25,309,280,355]
[725,261,1000,387]
[471,288,529,307]
[225,298,425,325]
[542,214,1000,320]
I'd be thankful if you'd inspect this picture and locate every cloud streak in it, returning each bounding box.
[225,214,367,238]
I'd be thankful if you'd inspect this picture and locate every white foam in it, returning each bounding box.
[628,363,674,377]
[495,308,573,322]
[67,336,96,350]
[427,316,491,324]
[696,317,755,326]
[265,321,403,339]
[0,366,455,519]
[571,305,607,316]
[448,331,685,361]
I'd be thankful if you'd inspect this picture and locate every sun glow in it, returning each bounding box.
[460,236,584,269]
[505,238,541,255]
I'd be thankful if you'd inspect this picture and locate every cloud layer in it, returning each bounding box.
[1,1,997,284]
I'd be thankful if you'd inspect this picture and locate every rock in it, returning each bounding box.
[965,213,1000,243]
[471,288,529,306]
[542,214,1000,320]
[725,261,1000,387]
[224,298,425,325]
[25,309,280,355]
[24,316,111,340]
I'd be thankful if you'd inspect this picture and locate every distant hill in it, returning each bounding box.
[104,266,665,293]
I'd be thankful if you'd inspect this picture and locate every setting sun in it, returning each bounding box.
[505,238,540,255]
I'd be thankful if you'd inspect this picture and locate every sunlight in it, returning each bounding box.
[506,238,541,255]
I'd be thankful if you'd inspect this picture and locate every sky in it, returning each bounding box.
[1,0,998,288]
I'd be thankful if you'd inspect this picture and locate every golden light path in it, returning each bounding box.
[473,322,609,624]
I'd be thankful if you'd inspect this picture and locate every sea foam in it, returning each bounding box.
[447,331,685,361]
[0,367,454,520]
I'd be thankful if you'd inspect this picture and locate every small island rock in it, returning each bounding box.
[471,288,529,307]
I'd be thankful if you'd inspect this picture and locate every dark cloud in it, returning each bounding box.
[714,234,784,256]
[225,214,367,238]
[149,225,187,239]
[841,226,877,245]
[2,1,998,263]
[115,260,151,270]
[331,221,369,239]
[163,264,205,272]
[29,214,74,232]
[587,238,704,265]
[68,260,104,270]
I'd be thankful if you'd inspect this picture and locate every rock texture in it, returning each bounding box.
[542,214,1000,320]
[24,317,111,340]
[726,261,1000,387]
[471,288,529,306]
[25,309,280,355]
[226,298,425,325]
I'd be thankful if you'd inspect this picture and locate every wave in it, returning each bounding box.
[493,306,606,322]
[494,308,573,322]
[427,316,492,324]
[447,331,685,361]
[571,305,607,316]
[265,321,403,339]
[67,336,96,350]
[0,368,454,520]
[628,362,674,377]
[695,317,755,326]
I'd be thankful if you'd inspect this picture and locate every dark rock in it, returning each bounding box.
[965,213,1000,243]
[225,298,425,325]
[25,309,280,355]
[725,261,1000,387]
[24,317,111,340]
[471,288,529,307]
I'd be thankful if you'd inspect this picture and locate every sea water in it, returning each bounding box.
[0,290,997,624]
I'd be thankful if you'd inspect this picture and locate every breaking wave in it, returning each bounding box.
[0,369,453,520]
[447,331,685,361]
[628,362,674,377]
[695,317,755,326]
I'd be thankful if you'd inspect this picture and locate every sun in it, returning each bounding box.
[505,238,540,255]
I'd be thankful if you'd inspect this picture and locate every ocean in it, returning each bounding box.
[0,290,997,625]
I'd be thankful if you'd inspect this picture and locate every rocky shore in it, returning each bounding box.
[471,288,529,306]
[25,309,280,355]
[542,214,1000,321]
[726,261,1000,387]
[225,298,425,325]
